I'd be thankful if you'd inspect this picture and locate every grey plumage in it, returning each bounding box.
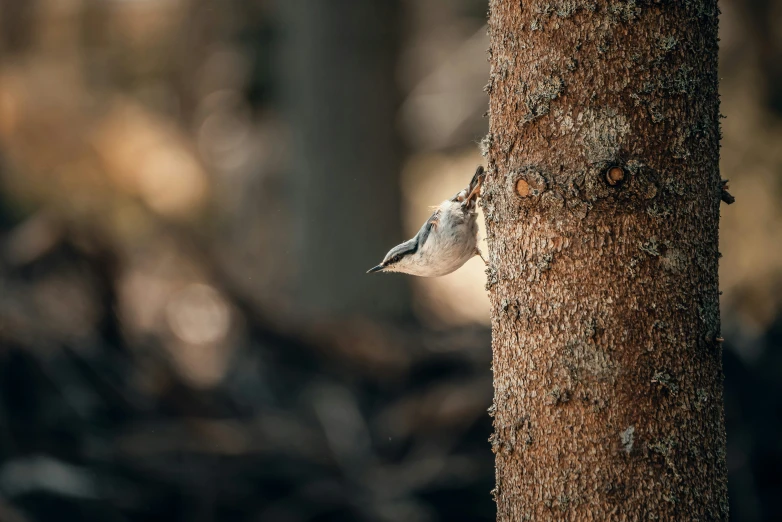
[367,166,485,277]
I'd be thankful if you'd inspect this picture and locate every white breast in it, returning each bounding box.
[408,201,479,277]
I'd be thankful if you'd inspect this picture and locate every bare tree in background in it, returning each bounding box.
[279,0,411,320]
[482,1,728,519]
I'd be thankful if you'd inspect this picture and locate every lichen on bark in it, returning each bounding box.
[484,1,728,519]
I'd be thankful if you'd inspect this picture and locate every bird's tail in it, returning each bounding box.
[459,165,485,209]
[468,165,485,193]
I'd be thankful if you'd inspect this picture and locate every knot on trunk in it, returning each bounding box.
[582,160,659,207]
[505,166,567,215]
[508,166,548,199]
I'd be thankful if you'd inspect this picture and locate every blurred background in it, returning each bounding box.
[0,0,779,521]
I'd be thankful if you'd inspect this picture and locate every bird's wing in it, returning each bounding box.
[416,208,441,250]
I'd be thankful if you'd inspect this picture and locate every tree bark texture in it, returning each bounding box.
[279,0,411,320]
[483,1,728,520]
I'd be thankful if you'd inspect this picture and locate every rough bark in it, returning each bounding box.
[279,0,411,320]
[482,1,728,520]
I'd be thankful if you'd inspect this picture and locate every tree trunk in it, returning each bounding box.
[279,0,411,320]
[482,1,728,520]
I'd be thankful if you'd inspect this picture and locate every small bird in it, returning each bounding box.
[367,166,486,277]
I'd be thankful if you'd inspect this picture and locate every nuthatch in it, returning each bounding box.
[367,166,486,277]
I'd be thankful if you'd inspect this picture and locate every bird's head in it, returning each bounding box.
[367,239,419,275]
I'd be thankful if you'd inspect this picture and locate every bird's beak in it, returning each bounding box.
[366,264,385,274]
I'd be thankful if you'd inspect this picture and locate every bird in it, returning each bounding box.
[367,166,486,277]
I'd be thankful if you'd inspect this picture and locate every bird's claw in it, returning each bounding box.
[464,184,482,206]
